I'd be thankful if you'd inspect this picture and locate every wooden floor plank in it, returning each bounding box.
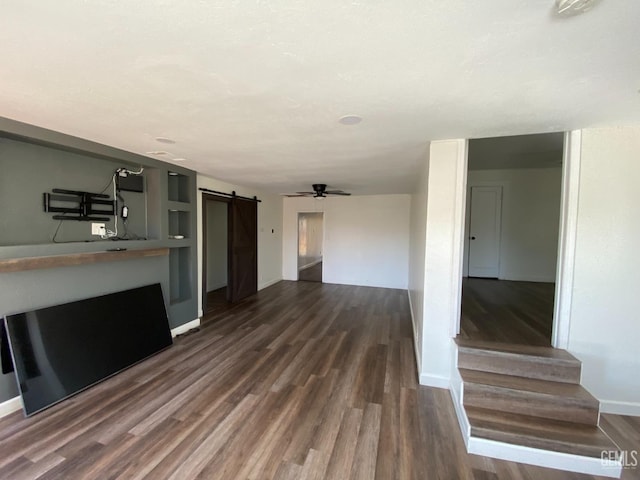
[0,281,635,479]
[461,278,554,346]
[324,407,363,480]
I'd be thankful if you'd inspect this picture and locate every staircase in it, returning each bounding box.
[454,337,622,477]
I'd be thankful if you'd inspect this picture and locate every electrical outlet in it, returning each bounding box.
[91,223,106,236]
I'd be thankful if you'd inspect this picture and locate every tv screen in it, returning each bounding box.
[4,283,172,416]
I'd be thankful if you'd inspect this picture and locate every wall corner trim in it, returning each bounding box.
[407,291,422,379]
[552,129,582,349]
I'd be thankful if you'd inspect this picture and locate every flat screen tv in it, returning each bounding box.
[4,283,172,416]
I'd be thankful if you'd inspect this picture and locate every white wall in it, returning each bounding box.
[283,195,410,289]
[197,174,283,316]
[419,139,467,387]
[408,147,430,374]
[463,167,562,282]
[568,126,640,414]
[206,201,227,291]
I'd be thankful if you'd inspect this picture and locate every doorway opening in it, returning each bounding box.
[460,132,564,346]
[297,212,323,283]
[202,193,258,321]
[203,196,229,318]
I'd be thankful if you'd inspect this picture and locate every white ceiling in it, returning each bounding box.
[1,1,639,194]
[468,132,564,170]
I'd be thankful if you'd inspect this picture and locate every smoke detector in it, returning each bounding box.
[555,0,598,15]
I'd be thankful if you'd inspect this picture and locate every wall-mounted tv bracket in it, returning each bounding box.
[43,189,115,221]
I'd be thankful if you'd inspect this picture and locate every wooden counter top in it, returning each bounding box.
[0,247,169,273]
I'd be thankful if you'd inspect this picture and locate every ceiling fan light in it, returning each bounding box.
[314,195,325,201]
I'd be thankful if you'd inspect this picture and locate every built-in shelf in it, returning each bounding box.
[168,172,190,203]
[0,247,169,273]
[166,238,191,247]
[169,247,191,305]
[168,210,190,239]
[167,200,192,212]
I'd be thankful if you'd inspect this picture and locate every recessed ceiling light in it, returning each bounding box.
[146,151,169,156]
[339,115,363,125]
[155,137,176,144]
[173,158,187,162]
[168,173,179,177]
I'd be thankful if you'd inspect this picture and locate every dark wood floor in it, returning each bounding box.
[204,287,232,321]
[0,281,636,479]
[298,261,323,282]
[460,278,554,346]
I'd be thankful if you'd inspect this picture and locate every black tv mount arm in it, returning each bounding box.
[43,189,116,221]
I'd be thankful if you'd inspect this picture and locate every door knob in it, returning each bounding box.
[470,236,476,240]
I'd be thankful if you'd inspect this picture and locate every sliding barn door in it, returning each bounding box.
[228,198,258,302]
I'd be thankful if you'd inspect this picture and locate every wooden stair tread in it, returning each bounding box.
[457,341,582,384]
[459,368,597,402]
[466,406,619,458]
[456,337,580,363]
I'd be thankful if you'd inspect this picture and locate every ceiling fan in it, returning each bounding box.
[285,184,351,199]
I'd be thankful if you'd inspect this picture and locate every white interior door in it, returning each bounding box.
[468,186,502,278]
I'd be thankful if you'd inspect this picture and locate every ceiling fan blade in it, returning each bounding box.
[284,194,311,197]
[326,191,351,196]
[295,191,316,195]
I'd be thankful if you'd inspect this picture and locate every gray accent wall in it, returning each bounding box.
[0,116,198,404]
[0,137,148,245]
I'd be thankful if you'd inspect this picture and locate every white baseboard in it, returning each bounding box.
[600,399,640,416]
[259,277,282,291]
[450,378,470,449]
[468,436,622,478]
[0,396,22,419]
[419,373,450,389]
[317,277,408,290]
[500,274,556,283]
[170,318,201,338]
[406,291,451,390]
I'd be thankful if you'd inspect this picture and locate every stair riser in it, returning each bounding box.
[463,384,599,426]
[458,350,581,384]
[471,427,615,458]
[470,427,608,458]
